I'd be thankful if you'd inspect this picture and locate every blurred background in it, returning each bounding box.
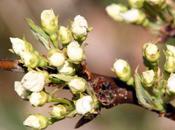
[0,0,175,130]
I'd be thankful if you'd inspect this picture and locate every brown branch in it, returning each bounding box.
[1,60,175,123]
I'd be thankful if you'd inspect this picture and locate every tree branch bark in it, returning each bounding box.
[1,60,175,122]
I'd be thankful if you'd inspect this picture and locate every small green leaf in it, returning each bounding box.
[134,73,165,112]
[26,18,53,50]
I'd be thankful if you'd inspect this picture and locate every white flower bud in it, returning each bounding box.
[68,77,87,93]
[164,56,175,73]
[10,38,27,55]
[48,49,65,67]
[59,61,75,75]
[29,91,48,107]
[59,26,72,45]
[129,0,144,8]
[143,43,160,62]
[23,114,48,129]
[113,59,132,82]
[72,15,88,41]
[67,41,84,63]
[142,70,155,87]
[41,9,58,34]
[51,105,67,119]
[122,9,146,24]
[21,52,39,68]
[167,74,175,93]
[21,71,48,92]
[14,81,29,99]
[75,96,94,115]
[166,45,175,57]
[106,4,127,22]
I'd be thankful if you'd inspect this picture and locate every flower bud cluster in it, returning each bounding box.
[106,4,147,26]
[106,0,168,27]
[11,9,99,130]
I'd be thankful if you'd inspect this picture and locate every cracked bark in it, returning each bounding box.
[1,60,175,123]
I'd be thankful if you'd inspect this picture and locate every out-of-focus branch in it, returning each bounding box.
[1,59,175,123]
[0,60,25,72]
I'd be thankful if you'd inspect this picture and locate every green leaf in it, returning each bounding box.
[134,73,165,112]
[26,18,53,50]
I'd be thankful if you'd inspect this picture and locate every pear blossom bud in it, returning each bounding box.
[21,71,48,92]
[129,0,145,8]
[59,26,72,45]
[67,41,84,63]
[29,91,48,107]
[106,4,128,22]
[75,96,94,115]
[59,61,75,75]
[113,59,132,82]
[48,49,65,67]
[143,43,160,63]
[68,77,87,93]
[14,81,29,99]
[10,38,28,55]
[41,9,58,35]
[21,52,39,68]
[122,9,146,24]
[167,74,175,93]
[23,114,49,129]
[51,105,67,119]
[106,4,127,22]
[141,70,155,87]
[71,15,88,42]
[166,45,175,57]
[164,56,175,73]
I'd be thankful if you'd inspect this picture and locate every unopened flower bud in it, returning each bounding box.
[29,91,48,107]
[59,26,72,45]
[21,70,48,92]
[141,70,155,87]
[23,114,49,129]
[129,0,145,8]
[68,77,87,93]
[51,104,67,119]
[143,43,160,63]
[48,49,65,67]
[75,96,94,115]
[21,52,39,68]
[59,61,75,75]
[14,81,29,99]
[167,74,175,93]
[41,9,58,35]
[122,9,146,24]
[164,56,175,73]
[113,59,132,82]
[71,15,88,42]
[10,38,28,55]
[106,4,127,22]
[166,45,175,57]
[67,41,84,63]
